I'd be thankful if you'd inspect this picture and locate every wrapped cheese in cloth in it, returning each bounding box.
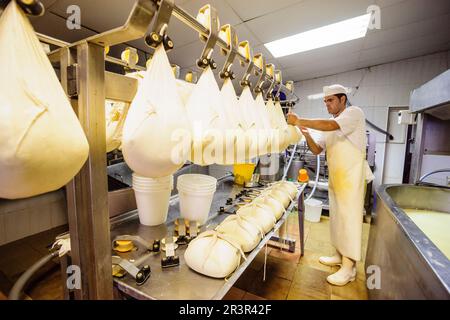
[184,230,246,278]
[122,45,190,178]
[185,66,236,166]
[216,214,264,253]
[237,203,276,234]
[0,1,89,199]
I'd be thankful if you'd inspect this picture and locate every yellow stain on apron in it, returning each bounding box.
[326,132,366,261]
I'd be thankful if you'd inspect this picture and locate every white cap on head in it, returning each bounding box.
[323,84,348,97]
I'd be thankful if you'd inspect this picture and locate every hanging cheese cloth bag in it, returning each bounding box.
[266,98,288,153]
[105,100,130,153]
[216,214,264,252]
[273,99,302,145]
[185,66,235,166]
[184,230,246,278]
[220,77,247,163]
[122,45,190,178]
[237,203,276,234]
[176,79,195,107]
[237,86,262,160]
[0,1,89,200]
[254,93,273,156]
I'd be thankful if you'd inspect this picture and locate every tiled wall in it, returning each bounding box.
[293,50,450,188]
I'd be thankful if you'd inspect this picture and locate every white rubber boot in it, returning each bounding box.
[319,252,342,266]
[326,256,356,286]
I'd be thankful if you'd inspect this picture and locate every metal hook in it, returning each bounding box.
[196,4,220,70]
[239,41,255,88]
[16,0,45,16]
[273,70,283,101]
[253,54,267,94]
[145,0,175,51]
[219,24,238,80]
[264,64,276,99]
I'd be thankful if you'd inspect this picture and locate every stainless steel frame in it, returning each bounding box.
[409,70,450,184]
[366,185,450,299]
[3,0,301,300]
[111,179,306,300]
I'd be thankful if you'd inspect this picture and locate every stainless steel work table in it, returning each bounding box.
[111,177,306,300]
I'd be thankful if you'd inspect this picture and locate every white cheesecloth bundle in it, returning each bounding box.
[122,45,190,178]
[0,1,89,199]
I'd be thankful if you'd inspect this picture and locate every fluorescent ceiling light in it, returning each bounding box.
[265,13,371,58]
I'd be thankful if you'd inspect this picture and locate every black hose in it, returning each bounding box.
[8,251,59,300]
[365,119,394,140]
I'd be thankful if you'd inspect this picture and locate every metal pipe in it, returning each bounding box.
[417,168,450,185]
[36,1,293,92]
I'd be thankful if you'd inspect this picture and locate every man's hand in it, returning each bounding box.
[299,126,310,136]
[287,113,300,126]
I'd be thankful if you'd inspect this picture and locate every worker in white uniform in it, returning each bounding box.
[287,84,373,286]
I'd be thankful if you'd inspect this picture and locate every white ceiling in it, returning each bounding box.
[29,0,450,82]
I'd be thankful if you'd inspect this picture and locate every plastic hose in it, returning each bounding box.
[8,251,59,300]
[306,154,321,201]
[282,144,298,181]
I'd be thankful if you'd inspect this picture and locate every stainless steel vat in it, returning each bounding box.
[366,185,450,299]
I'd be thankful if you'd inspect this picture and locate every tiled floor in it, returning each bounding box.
[0,214,371,300]
[224,213,371,300]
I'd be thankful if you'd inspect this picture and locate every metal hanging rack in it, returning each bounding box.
[6,0,302,299]
[35,0,298,100]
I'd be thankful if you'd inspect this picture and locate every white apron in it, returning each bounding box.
[326,132,365,261]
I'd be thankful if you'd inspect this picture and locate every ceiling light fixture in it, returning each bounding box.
[265,13,372,58]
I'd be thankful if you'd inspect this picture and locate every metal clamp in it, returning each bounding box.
[273,70,283,101]
[253,54,267,94]
[196,4,220,69]
[239,41,255,88]
[161,234,179,268]
[111,256,151,286]
[15,0,45,16]
[219,24,238,80]
[264,64,276,99]
[145,0,175,51]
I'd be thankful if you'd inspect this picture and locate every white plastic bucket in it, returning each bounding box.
[177,174,217,188]
[177,174,217,224]
[304,199,323,223]
[132,174,173,226]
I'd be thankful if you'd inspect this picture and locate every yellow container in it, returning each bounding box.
[233,164,256,186]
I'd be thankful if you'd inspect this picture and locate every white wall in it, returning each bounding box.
[293,50,450,189]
